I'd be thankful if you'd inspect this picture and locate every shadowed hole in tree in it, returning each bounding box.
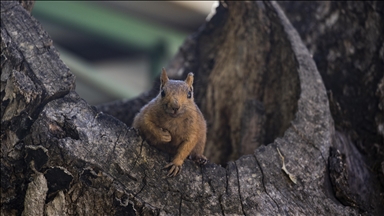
[25,145,48,171]
[44,167,73,201]
[189,3,301,166]
[79,168,98,186]
[61,119,80,140]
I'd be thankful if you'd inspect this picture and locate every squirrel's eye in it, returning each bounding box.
[187,91,192,99]
[161,90,165,97]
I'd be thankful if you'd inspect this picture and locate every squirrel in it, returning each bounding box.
[132,68,208,177]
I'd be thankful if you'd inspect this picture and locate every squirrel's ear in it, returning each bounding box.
[160,68,169,87]
[185,72,194,87]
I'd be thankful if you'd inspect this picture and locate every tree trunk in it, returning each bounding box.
[1,1,383,216]
[278,1,384,211]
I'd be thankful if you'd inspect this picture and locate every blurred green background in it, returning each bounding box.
[32,1,215,105]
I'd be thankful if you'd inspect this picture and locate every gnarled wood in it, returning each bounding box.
[2,1,382,215]
[279,1,384,212]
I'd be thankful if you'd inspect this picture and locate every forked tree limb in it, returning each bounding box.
[1,1,382,215]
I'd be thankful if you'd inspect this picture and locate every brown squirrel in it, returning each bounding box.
[132,68,207,177]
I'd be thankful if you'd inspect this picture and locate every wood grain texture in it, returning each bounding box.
[2,1,382,215]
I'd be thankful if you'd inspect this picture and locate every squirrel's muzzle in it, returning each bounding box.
[164,99,181,116]
[170,101,180,113]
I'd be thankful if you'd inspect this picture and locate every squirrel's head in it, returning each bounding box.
[159,68,194,117]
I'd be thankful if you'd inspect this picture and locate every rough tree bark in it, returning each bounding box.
[278,1,384,211]
[1,1,383,216]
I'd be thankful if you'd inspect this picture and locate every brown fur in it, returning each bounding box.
[132,68,207,176]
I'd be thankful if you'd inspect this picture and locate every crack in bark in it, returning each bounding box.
[107,131,124,167]
[133,173,147,198]
[132,139,145,170]
[218,195,225,216]
[224,165,229,195]
[178,195,182,216]
[266,177,307,215]
[200,165,218,199]
[253,154,280,211]
[234,161,247,216]
[200,166,206,192]
[218,165,230,215]
[109,135,119,164]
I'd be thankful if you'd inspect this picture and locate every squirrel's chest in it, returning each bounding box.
[161,116,193,138]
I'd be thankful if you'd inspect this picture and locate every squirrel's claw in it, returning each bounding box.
[192,155,208,166]
[164,162,181,177]
[196,157,208,165]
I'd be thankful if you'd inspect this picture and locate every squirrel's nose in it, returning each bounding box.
[171,99,180,112]
[171,105,179,113]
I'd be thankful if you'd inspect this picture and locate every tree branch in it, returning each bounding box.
[2,1,380,215]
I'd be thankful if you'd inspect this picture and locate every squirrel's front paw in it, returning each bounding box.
[164,162,182,177]
[193,155,208,166]
[160,129,171,143]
